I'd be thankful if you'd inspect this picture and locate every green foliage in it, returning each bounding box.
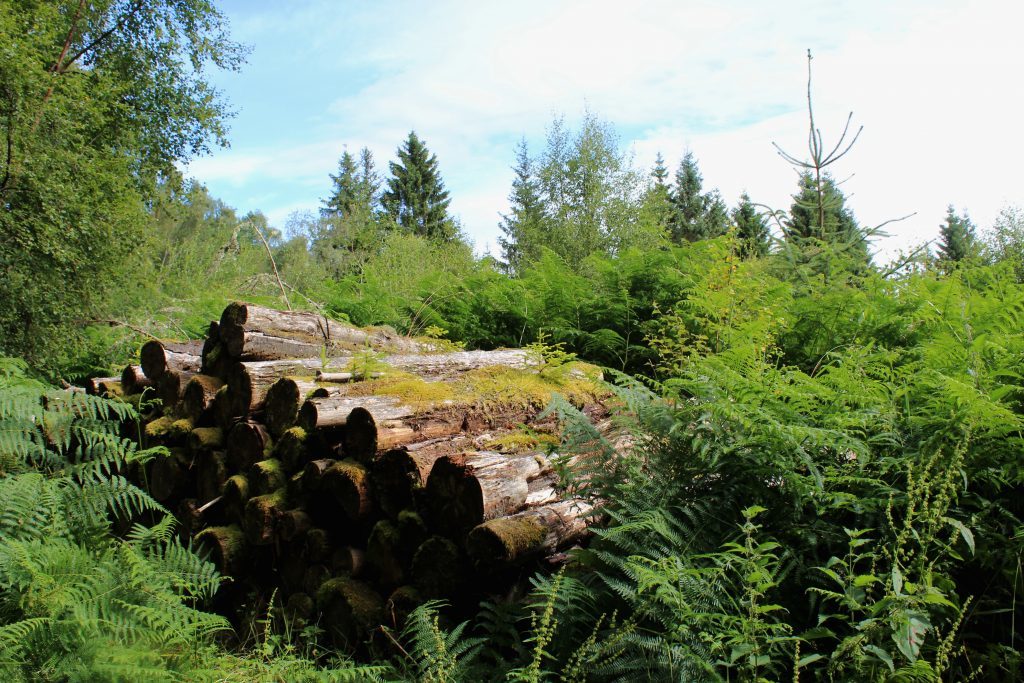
[382,131,456,242]
[0,0,245,366]
[936,204,979,266]
[669,150,729,243]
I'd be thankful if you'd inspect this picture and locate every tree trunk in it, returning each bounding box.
[315,370,383,383]
[140,340,202,381]
[244,488,289,545]
[195,525,248,576]
[322,459,374,523]
[371,436,473,517]
[315,576,384,644]
[181,374,224,423]
[264,377,320,436]
[224,358,349,418]
[226,421,273,471]
[297,395,412,432]
[120,365,153,395]
[382,348,536,380]
[156,370,195,412]
[426,451,551,536]
[467,499,594,566]
[220,302,434,356]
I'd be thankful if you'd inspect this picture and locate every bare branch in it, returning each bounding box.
[246,219,292,311]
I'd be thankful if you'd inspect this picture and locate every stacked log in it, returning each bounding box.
[88,302,609,649]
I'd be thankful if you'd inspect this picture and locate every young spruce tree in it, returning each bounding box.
[732,192,770,258]
[669,151,728,243]
[498,139,548,274]
[936,204,977,265]
[382,131,455,241]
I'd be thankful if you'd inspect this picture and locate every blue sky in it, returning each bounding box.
[186,0,1024,260]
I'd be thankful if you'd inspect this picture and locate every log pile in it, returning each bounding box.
[88,303,612,647]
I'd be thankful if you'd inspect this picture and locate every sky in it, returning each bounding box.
[185,0,1024,262]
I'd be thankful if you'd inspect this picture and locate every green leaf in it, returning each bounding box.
[864,644,895,672]
[944,517,975,555]
[892,611,931,662]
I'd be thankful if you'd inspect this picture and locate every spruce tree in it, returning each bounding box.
[936,205,977,264]
[669,151,728,243]
[498,140,548,273]
[382,131,454,241]
[322,147,381,219]
[732,192,770,258]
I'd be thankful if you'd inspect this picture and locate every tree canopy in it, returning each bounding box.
[381,131,455,242]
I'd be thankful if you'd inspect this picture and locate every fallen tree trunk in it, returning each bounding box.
[264,377,321,436]
[195,524,248,576]
[467,499,594,566]
[120,365,153,395]
[84,376,121,396]
[156,370,196,412]
[181,374,225,423]
[224,358,349,418]
[425,451,551,535]
[382,348,537,381]
[226,421,273,471]
[371,436,474,517]
[140,340,203,381]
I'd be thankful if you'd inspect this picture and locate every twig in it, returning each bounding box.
[246,219,292,311]
[197,496,223,514]
[83,319,161,340]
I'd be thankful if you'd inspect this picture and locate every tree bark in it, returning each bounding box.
[226,421,273,471]
[263,377,319,436]
[120,365,152,395]
[181,374,225,423]
[382,348,537,380]
[426,451,551,536]
[322,459,374,523]
[140,340,202,381]
[371,436,474,517]
[224,357,349,418]
[195,524,248,576]
[467,499,594,566]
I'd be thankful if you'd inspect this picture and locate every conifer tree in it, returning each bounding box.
[936,205,977,264]
[652,152,670,188]
[669,151,728,243]
[732,192,770,258]
[498,140,548,273]
[322,147,381,219]
[382,131,454,241]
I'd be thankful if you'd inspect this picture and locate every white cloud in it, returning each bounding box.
[192,0,1024,259]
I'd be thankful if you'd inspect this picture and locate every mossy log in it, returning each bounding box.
[273,426,309,472]
[315,370,384,383]
[411,536,465,599]
[222,474,250,523]
[285,592,315,623]
[201,321,230,378]
[322,459,374,522]
[150,447,193,502]
[297,395,412,432]
[224,357,350,418]
[195,524,248,576]
[426,450,551,536]
[96,379,125,399]
[264,377,319,436]
[467,499,594,566]
[156,370,195,411]
[181,374,225,423]
[197,449,229,503]
[84,376,120,396]
[384,585,422,629]
[140,339,203,381]
[315,576,385,644]
[303,527,332,563]
[175,497,204,537]
[244,488,289,546]
[169,417,195,441]
[299,457,335,494]
[226,421,273,471]
[370,436,473,517]
[302,563,332,595]
[251,458,287,495]
[120,365,153,395]
[277,508,312,542]
[330,546,365,577]
[144,415,176,442]
[188,426,224,453]
[365,519,404,588]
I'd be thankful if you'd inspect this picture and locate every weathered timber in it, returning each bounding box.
[264,377,319,436]
[297,395,412,432]
[120,365,153,395]
[467,499,594,566]
[140,339,203,381]
[426,451,550,536]
[181,374,224,423]
[220,302,434,357]
[277,509,312,542]
[274,426,309,472]
[345,406,466,463]
[222,474,250,523]
[244,488,288,545]
[315,576,385,644]
[323,459,374,522]
[201,321,230,378]
[330,546,365,577]
[316,370,383,383]
[382,348,537,381]
[197,450,228,503]
[188,426,224,453]
[156,370,195,411]
[150,447,192,502]
[224,357,350,418]
[365,519,404,588]
[371,435,474,517]
[411,536,465,599]
[250,458,286,495]
[84,376,120,396]
[226,421,273,471]
[144,415,175,442]
[195,525,248,576]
